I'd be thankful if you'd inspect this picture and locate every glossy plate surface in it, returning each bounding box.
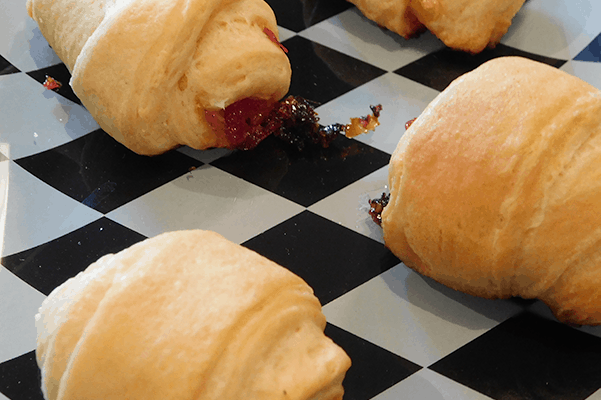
[2,0,601,399]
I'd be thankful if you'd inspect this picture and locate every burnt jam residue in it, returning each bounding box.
[405,117,417,130]
[223,97,277,150]
[345,104,382,138]
[371,104,382,118]
[43,75,62,90]
[368,192,390,226]
[210,96,382,151]
[270,96,345,151]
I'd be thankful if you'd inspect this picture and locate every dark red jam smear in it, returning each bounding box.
[219,95,347,151]
[263,27,288,53]
[43,75,62,90]
[368,192,390,226]
[223,97,276,150]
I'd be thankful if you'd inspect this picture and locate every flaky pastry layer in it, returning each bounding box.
[27,0,291,154]
[383,56,601,325]
[35,230,351,400]
[348,0,525,53]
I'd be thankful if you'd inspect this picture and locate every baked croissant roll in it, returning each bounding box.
[26,0,291,155]
[382,56,601,326]
[346,0,425,39]
[348,0,525,53]
[35,230,351,400]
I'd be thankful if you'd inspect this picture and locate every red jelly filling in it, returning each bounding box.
[206,95,380,151]
[207,97,276,150]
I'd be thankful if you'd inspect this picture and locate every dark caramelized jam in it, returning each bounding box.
[405,117,417,130]
[223,97,276,150]
[207,96,382,151]
[368,192,390,226]
[343,104,383,138]
[270,96,343,150]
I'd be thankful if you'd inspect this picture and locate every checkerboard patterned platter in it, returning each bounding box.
[2,0,601,398]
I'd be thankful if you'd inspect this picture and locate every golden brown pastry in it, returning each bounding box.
[35,230,351,400]
[346,0,425,39]
[348,0,525,53]
[382,56,601,326]
[26,0,291,155]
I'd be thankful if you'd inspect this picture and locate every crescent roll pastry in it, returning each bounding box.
[35,230,351,400]
[382,57,601,326]
[26,0,291,155]
[348,0,525,53]
[345,0,425,39]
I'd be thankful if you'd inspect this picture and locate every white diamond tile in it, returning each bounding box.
[0,73,99,160]
[278,26,296,42]
[588,389,601,400]
[177,146,233,164]
[106,164,304,245]
[300,7,445,72]
[501,0,601,59]
[560,60,601,91]
[323,264,524,367]
[0,161,102,257]
[374,368,493,400]
[309,165,388,244]
[0,265,45,364]
[316,72,439,154]
[0,0,61,72]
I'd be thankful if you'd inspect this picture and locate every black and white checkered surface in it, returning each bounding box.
[2,0,601,398]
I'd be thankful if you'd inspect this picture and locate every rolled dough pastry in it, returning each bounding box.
[348,0,525,53]
[383,56,601,325]
[26,0,291,155]
[35,230,351,400]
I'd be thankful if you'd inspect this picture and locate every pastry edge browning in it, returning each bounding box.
[35,230,350,400]
[382,56,601,326]
[27,0,292,155]
[347,0,526,53]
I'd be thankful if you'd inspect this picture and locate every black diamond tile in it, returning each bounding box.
[1,217,146,296]
[26,63,80,105]
[266,0,353,33]
[0,55,20,75]
[395,43,567,92]
[430,312,601,400]
[325,323,422,400]
[212,135,390,207]
[574,32,601,62]
[0,351,44,400]
[0,330,419,400]
[243,210,400,305]
[282,35,386,105]
[14,129,203,214]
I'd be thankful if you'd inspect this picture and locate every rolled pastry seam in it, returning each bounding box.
[347,0,525,53]
[27,0,291,155]
[408,0,526,53]
[382,56,601,325]
[35,230,351,400]
[345,0,425,38]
